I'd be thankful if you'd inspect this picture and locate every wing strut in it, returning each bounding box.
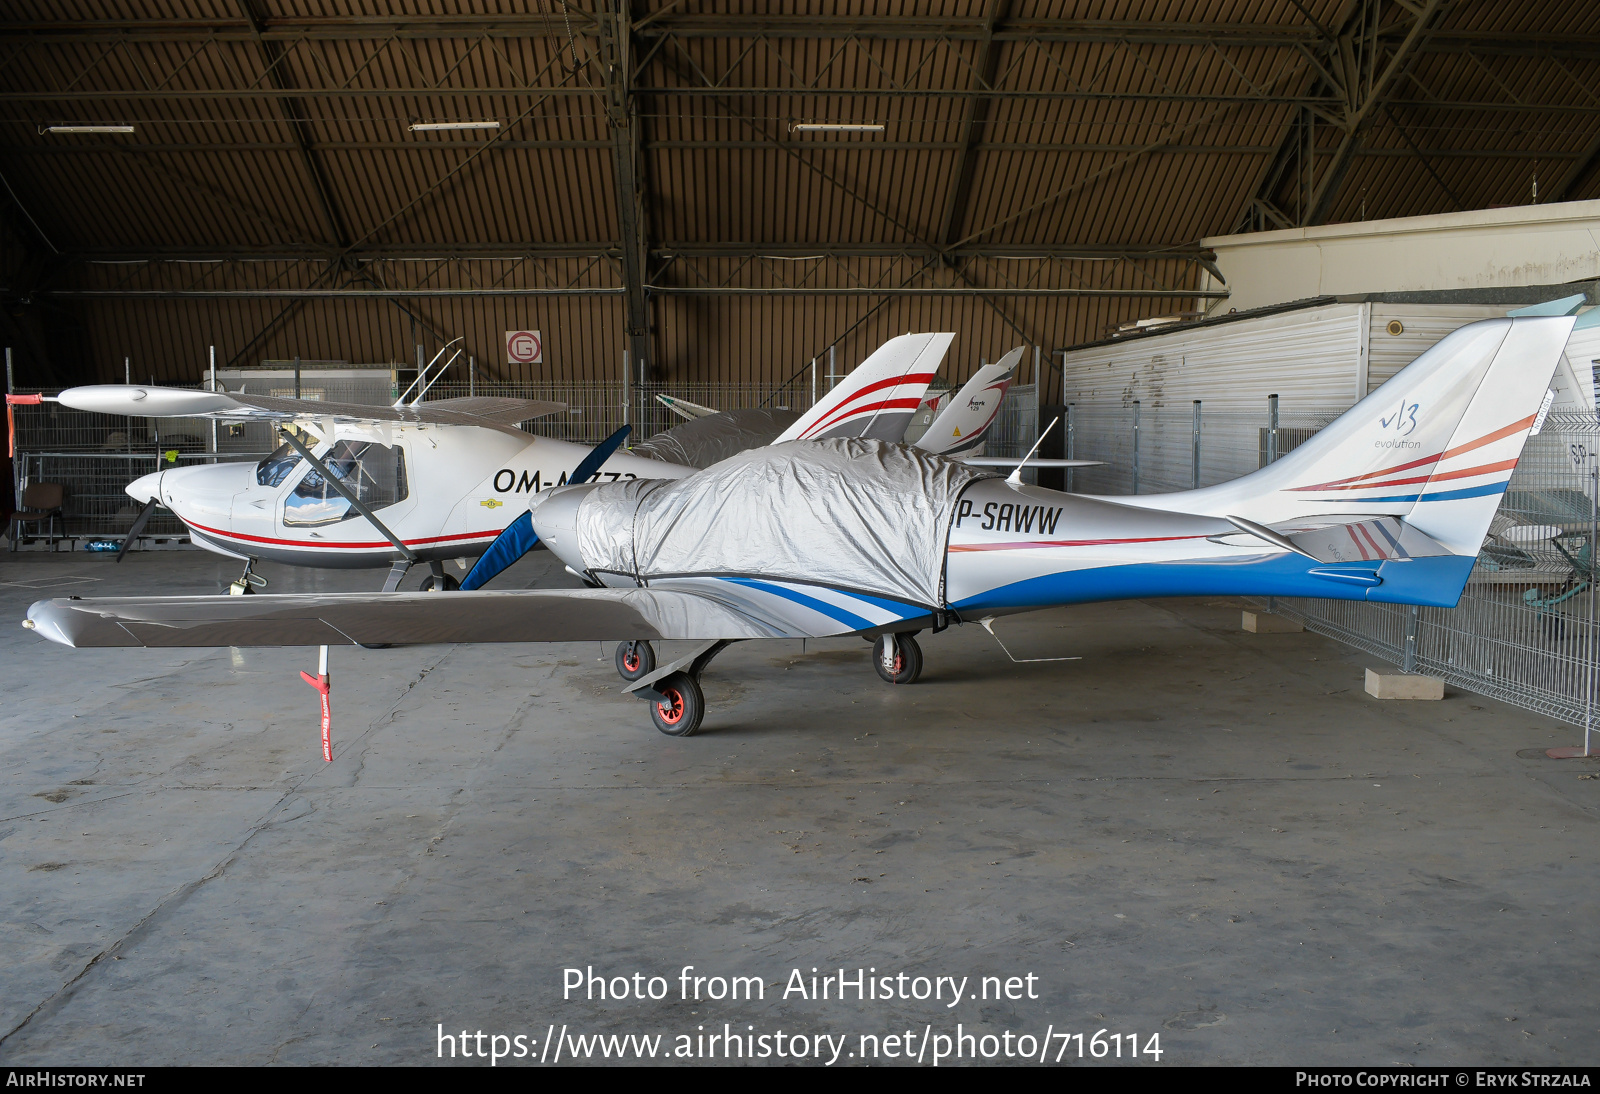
[278,430,416,562]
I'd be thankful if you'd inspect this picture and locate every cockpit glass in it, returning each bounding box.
[255,442,302,487]
[283,440,408,527]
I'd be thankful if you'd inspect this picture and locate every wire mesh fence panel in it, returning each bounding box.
[1253,414,1600,731]
[1063,402,1600,731]
[12,452,263,536]
[1064,405,1134,494]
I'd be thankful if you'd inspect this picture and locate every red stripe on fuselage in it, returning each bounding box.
[948,534,1210,553]
[182,518,501,551]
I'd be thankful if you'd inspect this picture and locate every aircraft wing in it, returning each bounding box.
[56,386,566,437]
[24,587,804,649]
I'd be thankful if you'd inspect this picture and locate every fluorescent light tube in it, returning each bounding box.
[790,123,885,133]
[409,120,501,132]
[43,125,135,134]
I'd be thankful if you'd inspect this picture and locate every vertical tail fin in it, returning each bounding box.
[1131,315,1577,556]
[913,347,1021,455]
[776,333,954,443]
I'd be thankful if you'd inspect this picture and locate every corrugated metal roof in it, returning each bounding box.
[0,0,1596,390]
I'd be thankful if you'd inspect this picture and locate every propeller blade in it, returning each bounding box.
[116,497,161,563]
[459,511,537,591]
[457,426,631,592]
[569,424,632,486]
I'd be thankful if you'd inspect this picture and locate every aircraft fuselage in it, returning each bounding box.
[132,425,690,569]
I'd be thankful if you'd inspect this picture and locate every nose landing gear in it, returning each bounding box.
[419,560,460,592]
[229,559,267,596]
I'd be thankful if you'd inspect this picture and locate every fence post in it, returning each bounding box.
[208,345,217,461]
[810,357,817,408]
[5,347,12,516]
[1588,458,1598,756]
[827,345,837,391]
[622,349,630,428]
[1065,404,1074,492]
[1131,399,1141,495]
[1192,399,1202,489]
[294,356,301,400]
[1402,605,1419,673]
[1267,392,1280,464]
[469,356,475,397]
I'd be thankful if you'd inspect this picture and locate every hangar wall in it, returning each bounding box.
[48,271,1199,404]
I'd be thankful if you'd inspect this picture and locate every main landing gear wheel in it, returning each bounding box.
[873,633,923,685]
[615,640,656,682]
[649,672,704,737]
[419,573,460,592]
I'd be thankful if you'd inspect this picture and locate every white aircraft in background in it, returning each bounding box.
[634,346,1094,471]
[54,332,965,593]
[26,311,1579,748]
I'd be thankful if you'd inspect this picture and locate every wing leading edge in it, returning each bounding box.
[25,587,804,649]
[56,386,566,437]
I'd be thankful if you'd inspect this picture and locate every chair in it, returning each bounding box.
[8,482,66,550]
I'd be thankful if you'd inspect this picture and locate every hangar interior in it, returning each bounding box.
[3,0,1600,1068]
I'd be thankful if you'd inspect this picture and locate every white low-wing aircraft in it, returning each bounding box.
[54,332,962,592]
[25,311,1576,747]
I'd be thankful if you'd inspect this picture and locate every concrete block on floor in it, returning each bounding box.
[1365,667,1444,700]
[1242,610,1303,633]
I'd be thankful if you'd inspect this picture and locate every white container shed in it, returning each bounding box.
[1055,292,1600,496]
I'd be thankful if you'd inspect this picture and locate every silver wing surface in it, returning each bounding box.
[56,386,565,438]
[26,588,802,649]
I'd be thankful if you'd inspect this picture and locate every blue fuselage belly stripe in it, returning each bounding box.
[722,578,876,631]
[1312,480,1509,504]
[950,553,1477,612]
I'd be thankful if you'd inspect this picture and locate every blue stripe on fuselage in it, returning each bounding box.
[950,552,1477,613]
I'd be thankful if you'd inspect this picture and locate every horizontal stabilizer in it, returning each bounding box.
[958,457,1103,468]
[1209,515,1453,565]
[655,394,719,420]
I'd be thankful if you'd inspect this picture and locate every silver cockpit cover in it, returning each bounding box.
[575,438,997,608]
[628,407,803,469]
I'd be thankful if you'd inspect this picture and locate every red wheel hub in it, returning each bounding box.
[657,687,684,724]
[624,649,640,672]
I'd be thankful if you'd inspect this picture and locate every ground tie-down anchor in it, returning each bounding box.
[300,644,332,761]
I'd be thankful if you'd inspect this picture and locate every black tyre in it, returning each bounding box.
[873,633,923,685]
[420,573,460,592]
[615,640,656,682]
[649,672,704,737]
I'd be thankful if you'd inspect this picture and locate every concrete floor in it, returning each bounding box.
[1,547,1597,1067]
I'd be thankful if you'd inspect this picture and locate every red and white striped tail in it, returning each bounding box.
[776,333,954,444]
